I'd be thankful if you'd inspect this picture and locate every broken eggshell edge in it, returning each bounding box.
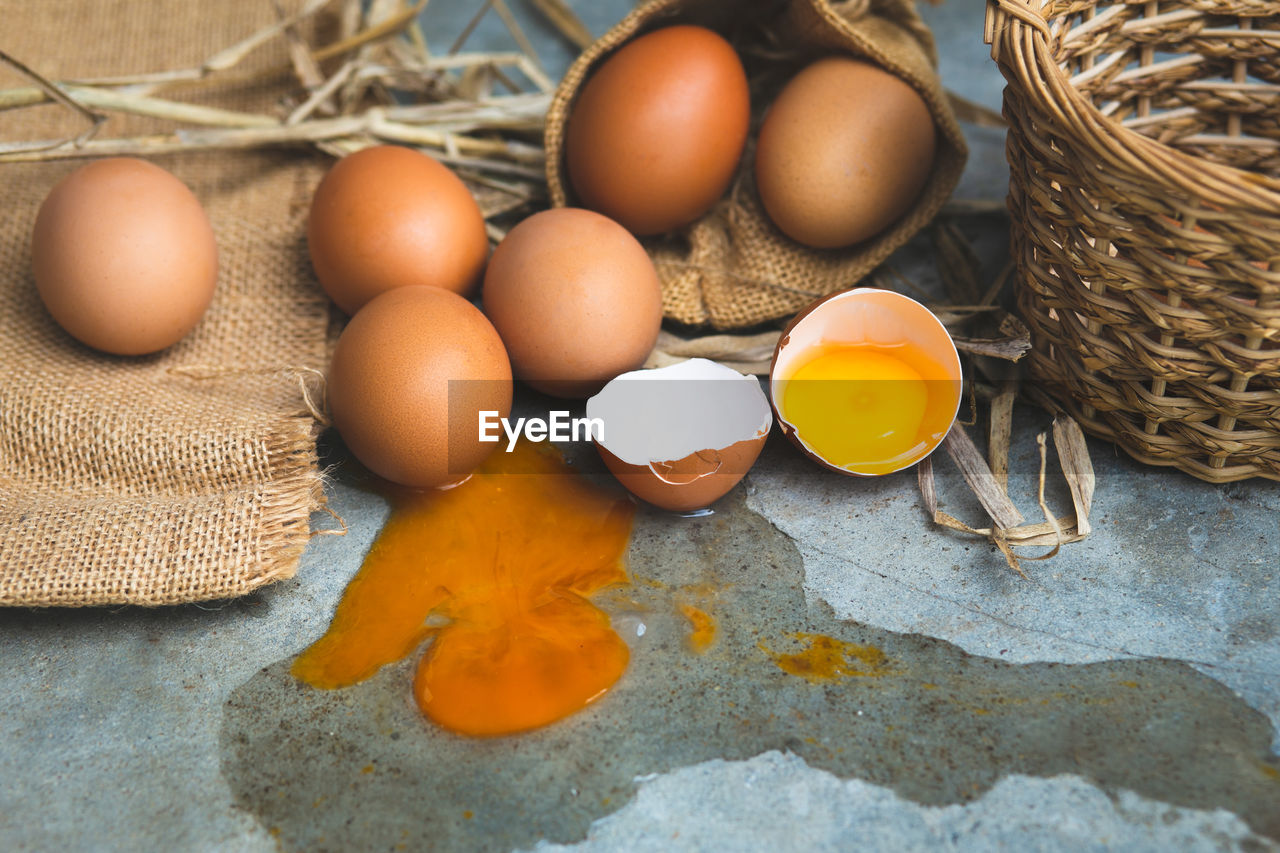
[586,358,772,513]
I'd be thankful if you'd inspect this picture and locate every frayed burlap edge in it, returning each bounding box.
[0,415,324,608]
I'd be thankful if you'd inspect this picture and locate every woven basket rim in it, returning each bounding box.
[984,0,1280,215]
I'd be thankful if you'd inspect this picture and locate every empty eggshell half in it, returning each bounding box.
[585,358,772,513]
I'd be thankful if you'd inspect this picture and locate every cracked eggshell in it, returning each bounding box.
[769,288,962,477]
[585,359,771,512]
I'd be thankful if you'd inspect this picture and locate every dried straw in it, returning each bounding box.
[0,0,554,203]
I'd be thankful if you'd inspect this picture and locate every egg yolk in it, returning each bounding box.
[292,441,634,737]
[779,343,958,475]
[761,633,891,682]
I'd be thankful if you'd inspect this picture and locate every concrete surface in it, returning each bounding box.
[2,0,1278,851]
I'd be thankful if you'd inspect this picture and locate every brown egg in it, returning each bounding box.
[482,208,662,398]
[755,57,937,249]
[31,158,218,356]
[327,286,512,489]
[585,359,772,513]
[565,25,750,236]
[308,145,489,315]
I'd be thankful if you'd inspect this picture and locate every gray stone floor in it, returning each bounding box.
[2,1,1278,850]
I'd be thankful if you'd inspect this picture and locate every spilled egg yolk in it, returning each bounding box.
[779,343,959,475]
[292,441,635,737]
[762,633,891,683]
[678,603,716,654]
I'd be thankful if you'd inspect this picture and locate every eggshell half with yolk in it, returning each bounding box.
[769,288,962,477]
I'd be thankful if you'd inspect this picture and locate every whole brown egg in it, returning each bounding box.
[31,158,218,356]
[482,208,662,399]
[755,57,937,249]
[565,25,750,236]
[327,286,512,489]
[308,145,489,315]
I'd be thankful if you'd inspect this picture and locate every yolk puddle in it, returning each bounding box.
[762,633,891,683]
[292,440,635,737]
[778,342,960,475]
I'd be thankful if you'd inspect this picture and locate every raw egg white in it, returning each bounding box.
[31,157,218,356]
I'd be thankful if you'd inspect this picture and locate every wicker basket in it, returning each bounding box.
[985,0,1280,482]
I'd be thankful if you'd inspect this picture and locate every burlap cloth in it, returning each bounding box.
[0,1,333,606]
[546,0,967,329]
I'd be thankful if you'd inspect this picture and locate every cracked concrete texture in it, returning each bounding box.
[529,751,1277,853]
[746,404,1280,751]
[0,484,390,852]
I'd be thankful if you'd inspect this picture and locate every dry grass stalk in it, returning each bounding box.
[644,329,781,376]
[919,418,1092,578]
[1052,415,1095,538]
[0,0,550,206]
[988,380,1017,491]
[946,90,1007,129]
[941,427,1024,530]
[527,0,594,50]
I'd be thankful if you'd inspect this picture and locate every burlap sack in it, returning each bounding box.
[0,1,332,606]
[545,0,967,330]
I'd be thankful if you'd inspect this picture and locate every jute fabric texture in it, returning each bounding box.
[1,1,332,605]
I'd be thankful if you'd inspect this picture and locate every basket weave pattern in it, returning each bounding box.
[986,0,1280,482]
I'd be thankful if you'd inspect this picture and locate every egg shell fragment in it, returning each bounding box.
[482,208,662,399]
[327,286,512,489]
[565,25,751,236]
[31,157,219,356]
[755,57,937,249]
[586,358,772,512]
[769,288,962,477]
[307,145,489,315]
